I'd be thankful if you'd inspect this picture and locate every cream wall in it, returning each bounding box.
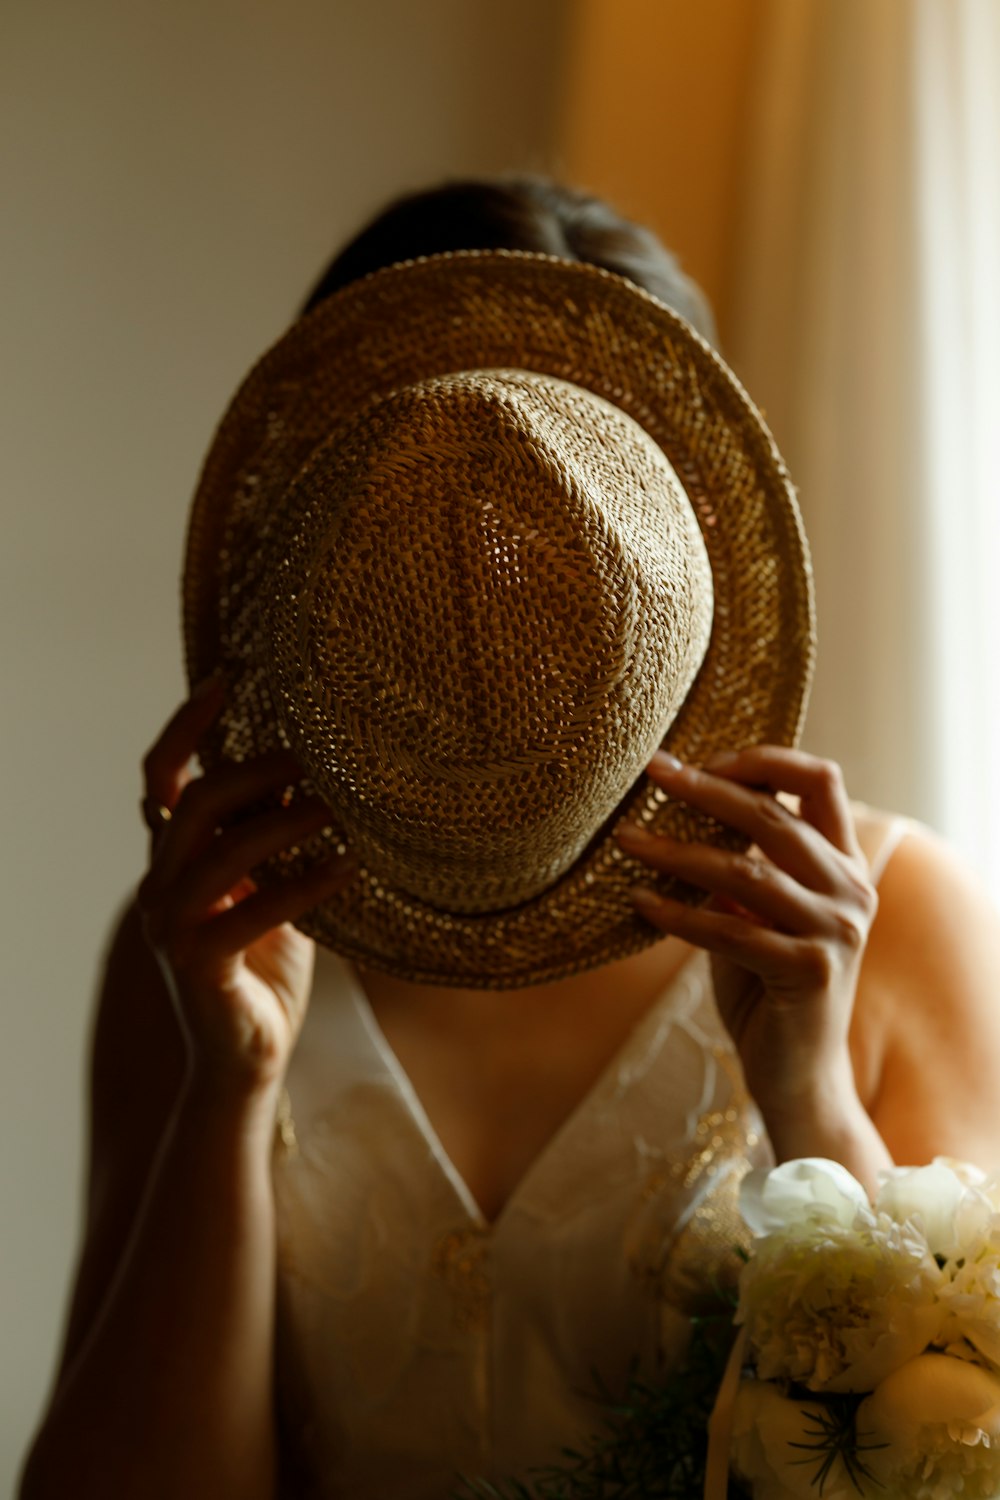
[0,2,567,1486]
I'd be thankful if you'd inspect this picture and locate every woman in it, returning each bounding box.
[21,179,1000,1499]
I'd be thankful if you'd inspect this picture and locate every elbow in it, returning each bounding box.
[18,1422,135,1500]
[17,1425,102,1500]
[19,1424,280,1500]
[18,1432,59,1500]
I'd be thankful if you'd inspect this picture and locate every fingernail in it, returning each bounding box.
[649,749,683,772]
[298,799,334,824]
[705,750,737,770]
[312,852,358,885]
[615,822,655,847]
[192,673,224,701]
[630,885,664,913]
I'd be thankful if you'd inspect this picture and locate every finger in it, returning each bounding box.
[700,746,859,858]
[151,798,335,928]
[645,753,845,895]
[145,749,309,896]
[227,875,258,904]
[141,795,174,856]
[629,886,796,974]
[142,676,226,809]
[615,827,826,935]
[193,854,358,961]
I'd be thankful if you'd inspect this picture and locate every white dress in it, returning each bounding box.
[272,809,909,1498]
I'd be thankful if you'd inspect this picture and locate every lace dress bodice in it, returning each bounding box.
[272,808,909,1498]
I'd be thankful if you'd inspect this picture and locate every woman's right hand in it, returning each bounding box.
[136,678,356,1100]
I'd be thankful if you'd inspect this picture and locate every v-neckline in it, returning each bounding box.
[342,952,705,1234]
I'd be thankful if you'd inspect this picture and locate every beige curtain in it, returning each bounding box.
[910,0,1000,892]
[728,0,930,819]
[562,0,1000,894]
[729,0,1000,892]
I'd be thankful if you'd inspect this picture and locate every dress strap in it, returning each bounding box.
[849,800,913,886]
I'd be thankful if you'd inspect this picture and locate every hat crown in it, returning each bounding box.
[184,250,814,984]
[265,369,713,912]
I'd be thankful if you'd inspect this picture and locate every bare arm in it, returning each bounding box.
[54,897,187,1383]
[860,824,1000,1169]
[619,746,1000,1187]
[23,1055,284,1500]
[619,747,892,1192]
[20,687,353,1500]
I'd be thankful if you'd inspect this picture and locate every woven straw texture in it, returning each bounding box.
[183,251,815,988]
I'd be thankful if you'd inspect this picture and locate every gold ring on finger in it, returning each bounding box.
[141,795,172,833]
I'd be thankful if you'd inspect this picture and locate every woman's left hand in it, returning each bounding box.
[615,745,879,1134]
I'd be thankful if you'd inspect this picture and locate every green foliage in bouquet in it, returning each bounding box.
[782,1393,887,1494]
[455,1312,752,1499]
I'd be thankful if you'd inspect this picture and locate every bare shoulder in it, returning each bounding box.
[56,894,187,1376]
[852,816,1000,1169]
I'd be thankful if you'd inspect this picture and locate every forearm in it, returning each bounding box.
[22,1074,280,1500]
[760,1061,893,1199]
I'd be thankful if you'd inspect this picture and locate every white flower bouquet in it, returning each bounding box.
[725,1157,1000,1500]
[464,1157,1000,1499]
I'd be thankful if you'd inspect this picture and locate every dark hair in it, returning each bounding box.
[300,176,716,345]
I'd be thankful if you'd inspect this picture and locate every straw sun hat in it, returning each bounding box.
[183,251,814,988]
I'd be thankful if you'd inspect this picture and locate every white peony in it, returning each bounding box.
[978,1171,1000,1211]
[737,1207,945,1392]
[935,1157,990,1191]
[740,1158,870,1237]
[940,1215,1000,1371]
[730,1380,862,1500]
[859,1353,1000,1498]
[876,1162,977,1260]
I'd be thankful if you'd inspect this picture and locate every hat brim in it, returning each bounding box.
[183,251,815,988]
